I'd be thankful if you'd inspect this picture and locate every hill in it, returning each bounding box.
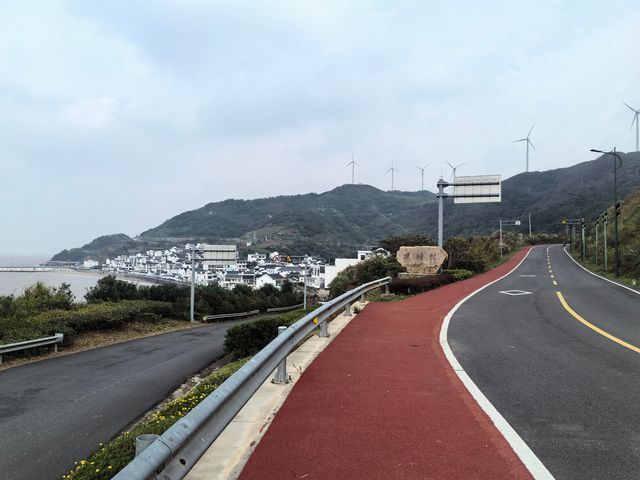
[52,152,640,262]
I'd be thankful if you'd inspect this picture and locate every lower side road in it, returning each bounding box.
[0,321,244,480]
[239,250,533,480]
[449,245,640,480]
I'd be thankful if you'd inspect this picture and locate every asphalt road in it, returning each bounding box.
[448,245,640,480]
[0,321,244,480]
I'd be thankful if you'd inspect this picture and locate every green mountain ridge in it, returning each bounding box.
[52,152,640,262]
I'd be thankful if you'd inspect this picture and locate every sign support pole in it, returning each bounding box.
[499,219,503,257]
[437,178,446,248]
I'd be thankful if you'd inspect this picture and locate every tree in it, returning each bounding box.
[85,275,139,303]
[378,234,435,255]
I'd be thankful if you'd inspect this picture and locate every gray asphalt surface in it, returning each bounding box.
[0,321,245,480]
[448,245,640,480]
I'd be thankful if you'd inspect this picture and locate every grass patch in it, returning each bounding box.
[572,255,640,291]
[64,357,250,480]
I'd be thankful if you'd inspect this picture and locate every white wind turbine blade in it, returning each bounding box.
[456,162,467,169]
[630,113,637,130]
[623,102,639,113]
[527,123,535,138]
[528,139,536,150]
[513,138,527,143]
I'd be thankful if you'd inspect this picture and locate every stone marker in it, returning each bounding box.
[396,246,448,275]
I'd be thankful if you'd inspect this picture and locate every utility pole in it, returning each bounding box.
[499,219,503,257]
[437,178,446,248]
[528,212,532,236]
[190,245,196,322]
[303,260,308,309]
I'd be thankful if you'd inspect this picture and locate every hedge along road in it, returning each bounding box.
[448,245,640,480]
[0,320,247,480]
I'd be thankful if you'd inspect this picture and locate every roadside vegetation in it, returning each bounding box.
[569,187,640,285]
[0,278,302,364]
[223,306,318,358]
[329,231,562,300]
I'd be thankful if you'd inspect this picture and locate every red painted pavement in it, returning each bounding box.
[239,248,533,480]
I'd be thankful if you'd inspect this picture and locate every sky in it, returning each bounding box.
[1,0,640,255]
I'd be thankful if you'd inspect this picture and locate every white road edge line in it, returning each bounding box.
[562,246,640,296]
[439,246,555,480]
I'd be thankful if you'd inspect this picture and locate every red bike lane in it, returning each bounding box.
[239,248,534,480]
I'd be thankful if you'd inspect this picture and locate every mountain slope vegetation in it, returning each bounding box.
[52,152,640,262]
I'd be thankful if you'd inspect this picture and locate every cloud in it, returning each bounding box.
[1,0,640,254]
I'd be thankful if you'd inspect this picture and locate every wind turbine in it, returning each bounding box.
[513,124,536,172]
[446,161,466,181]
[624,102,640,152]
[386,159,399,191]
[417,164,430,191]
[345,153,359,184]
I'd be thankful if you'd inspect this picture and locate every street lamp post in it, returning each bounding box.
[595,218,599,265]
[590,148,623,276]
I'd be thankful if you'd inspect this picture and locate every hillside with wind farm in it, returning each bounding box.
[52,152,640,262]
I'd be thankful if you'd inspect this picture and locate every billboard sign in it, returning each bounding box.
[453,175,502,204]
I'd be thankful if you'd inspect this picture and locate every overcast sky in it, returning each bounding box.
[2,1,639,255]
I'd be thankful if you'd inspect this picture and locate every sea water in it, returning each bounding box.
[0,255,150,301]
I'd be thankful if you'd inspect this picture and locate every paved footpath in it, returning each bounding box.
[239,249,534,480]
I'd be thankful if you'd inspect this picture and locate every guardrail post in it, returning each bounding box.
[319,315,329,338]
[344,303,352,317]
[135,434,160,457]
[359,293,365,302]
[272,326,288,384]
[385,285,390,295]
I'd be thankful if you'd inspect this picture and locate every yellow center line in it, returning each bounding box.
[549,270,553,274]
[552,280,557,286]
[550,274,554,278]
[556,291,640,353]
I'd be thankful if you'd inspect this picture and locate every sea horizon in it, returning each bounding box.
[0,254,51,267]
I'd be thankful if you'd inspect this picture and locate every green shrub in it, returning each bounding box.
[388,274,455,295]
[329,256,405,298]
[224,307,317,359]
[0,301,174,356]
[442,269,475,281]
[64,358,249,480]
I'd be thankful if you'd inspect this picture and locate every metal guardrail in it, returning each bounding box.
[202,310,259,322]
[114,276,391,480]
[266,303,305,313]
[0,333,64,365]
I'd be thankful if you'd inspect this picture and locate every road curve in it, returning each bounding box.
[0,322,243,480]
[448,245,640,480]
